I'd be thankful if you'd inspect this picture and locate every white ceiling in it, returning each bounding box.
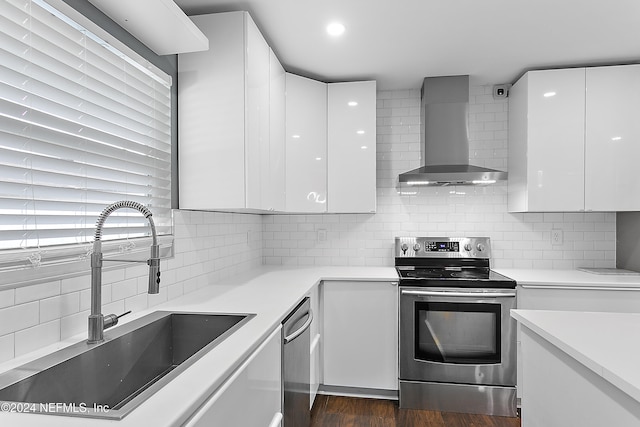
[174,0,640,90]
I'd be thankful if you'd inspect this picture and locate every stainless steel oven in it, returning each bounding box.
[396,237,517,417]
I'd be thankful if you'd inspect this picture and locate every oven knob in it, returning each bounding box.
[413,243,421,252]
[464,243,472,252]
[400,243,408,254]
[476,243,485,252]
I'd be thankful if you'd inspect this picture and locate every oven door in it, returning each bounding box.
[399,286,516,386]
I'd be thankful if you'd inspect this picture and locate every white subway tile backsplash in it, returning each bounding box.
[61,310,89,340]
[167,283,184,301]
[15,320,60,357]
[111,278,138,301]
[0,334,15,364]
[0,302,39,336]
[0,289,14,309]
[124,294,148,313]
[15,281,60,305]
[61,275,90,294]
[40,293,80,323]
[102,268,126,285]
[148,288,168,308]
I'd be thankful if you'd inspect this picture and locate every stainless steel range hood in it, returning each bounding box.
[398,75,507,186]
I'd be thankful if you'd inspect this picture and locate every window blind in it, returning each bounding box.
[0,0,173,281]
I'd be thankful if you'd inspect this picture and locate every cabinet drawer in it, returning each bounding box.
[184,327,282,427]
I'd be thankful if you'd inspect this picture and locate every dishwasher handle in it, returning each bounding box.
[284,309,313,344]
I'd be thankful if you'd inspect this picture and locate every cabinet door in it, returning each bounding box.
[509,69,586,212]
[285,73,327,212]
[184,326,282,427]
[245,14,270,210]
[327,81,377,213]
[179,12,246,210]
[308,284,322,408]
[323,281,398,390]
[585,64,640,211]
[267,49,286,211]
[515,284,640,400]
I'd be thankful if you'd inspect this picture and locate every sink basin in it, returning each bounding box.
[0,311,254,419]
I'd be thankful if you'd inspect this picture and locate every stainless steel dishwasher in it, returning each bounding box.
[282,297,312,427]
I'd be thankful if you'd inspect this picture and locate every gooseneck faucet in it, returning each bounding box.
[88,201,161,344]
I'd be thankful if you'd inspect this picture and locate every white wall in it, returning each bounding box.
[262,86,616,268]
[0,210,262,364]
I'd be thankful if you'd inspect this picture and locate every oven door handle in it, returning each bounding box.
[401,289,516,298]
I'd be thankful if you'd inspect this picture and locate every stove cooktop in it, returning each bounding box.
[394,237,515,289]
[396,266,516,288]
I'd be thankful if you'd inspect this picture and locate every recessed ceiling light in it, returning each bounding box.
[543,91,556,97]
[356,130,365,135]
[360,146,368,150]
[292,134,300,139]
[326,22,345,37]
[347,101,358,107]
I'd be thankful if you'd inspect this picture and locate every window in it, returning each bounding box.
[0,0,173,285]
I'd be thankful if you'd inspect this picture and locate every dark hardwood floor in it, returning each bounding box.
[311,395,521,427]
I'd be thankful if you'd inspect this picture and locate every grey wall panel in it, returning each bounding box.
[617,212,640,271]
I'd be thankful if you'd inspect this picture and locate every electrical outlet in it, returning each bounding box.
[317,229,327,242]
[551,229,563,245]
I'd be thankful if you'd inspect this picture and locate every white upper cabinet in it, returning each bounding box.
[327,81,377,213]
[509,64,640,212]
[585,65,640,211]
[178,12,246,210]
[245,15,271,210]
[267,49,286,211]
[179,11,376,213]
[178,12,274,211]
[284,76,377,213]
[508,68,586,212]
[285,73,328,213]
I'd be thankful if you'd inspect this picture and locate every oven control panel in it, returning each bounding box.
[395,237,491,259]
[424,241,459,252]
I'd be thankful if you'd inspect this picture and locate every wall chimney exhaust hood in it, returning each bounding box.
[398,75,507,186]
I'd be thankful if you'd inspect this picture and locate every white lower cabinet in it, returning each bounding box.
[322,280,398,391]
[516,284,640,401]
[520,324,640,427]
[183,326,282,427]
[308,284,322,408]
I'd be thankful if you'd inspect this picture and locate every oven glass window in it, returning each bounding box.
[414,302,501,364]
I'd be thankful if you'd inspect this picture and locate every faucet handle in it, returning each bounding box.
[148,244,161,294]
[103,310,132,330]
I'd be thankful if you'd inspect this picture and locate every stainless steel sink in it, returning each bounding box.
[0,311,254,419]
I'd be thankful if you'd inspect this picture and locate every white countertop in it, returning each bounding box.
[512,309,640,404]
[0,266,398,426]
[495,268,640,288]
